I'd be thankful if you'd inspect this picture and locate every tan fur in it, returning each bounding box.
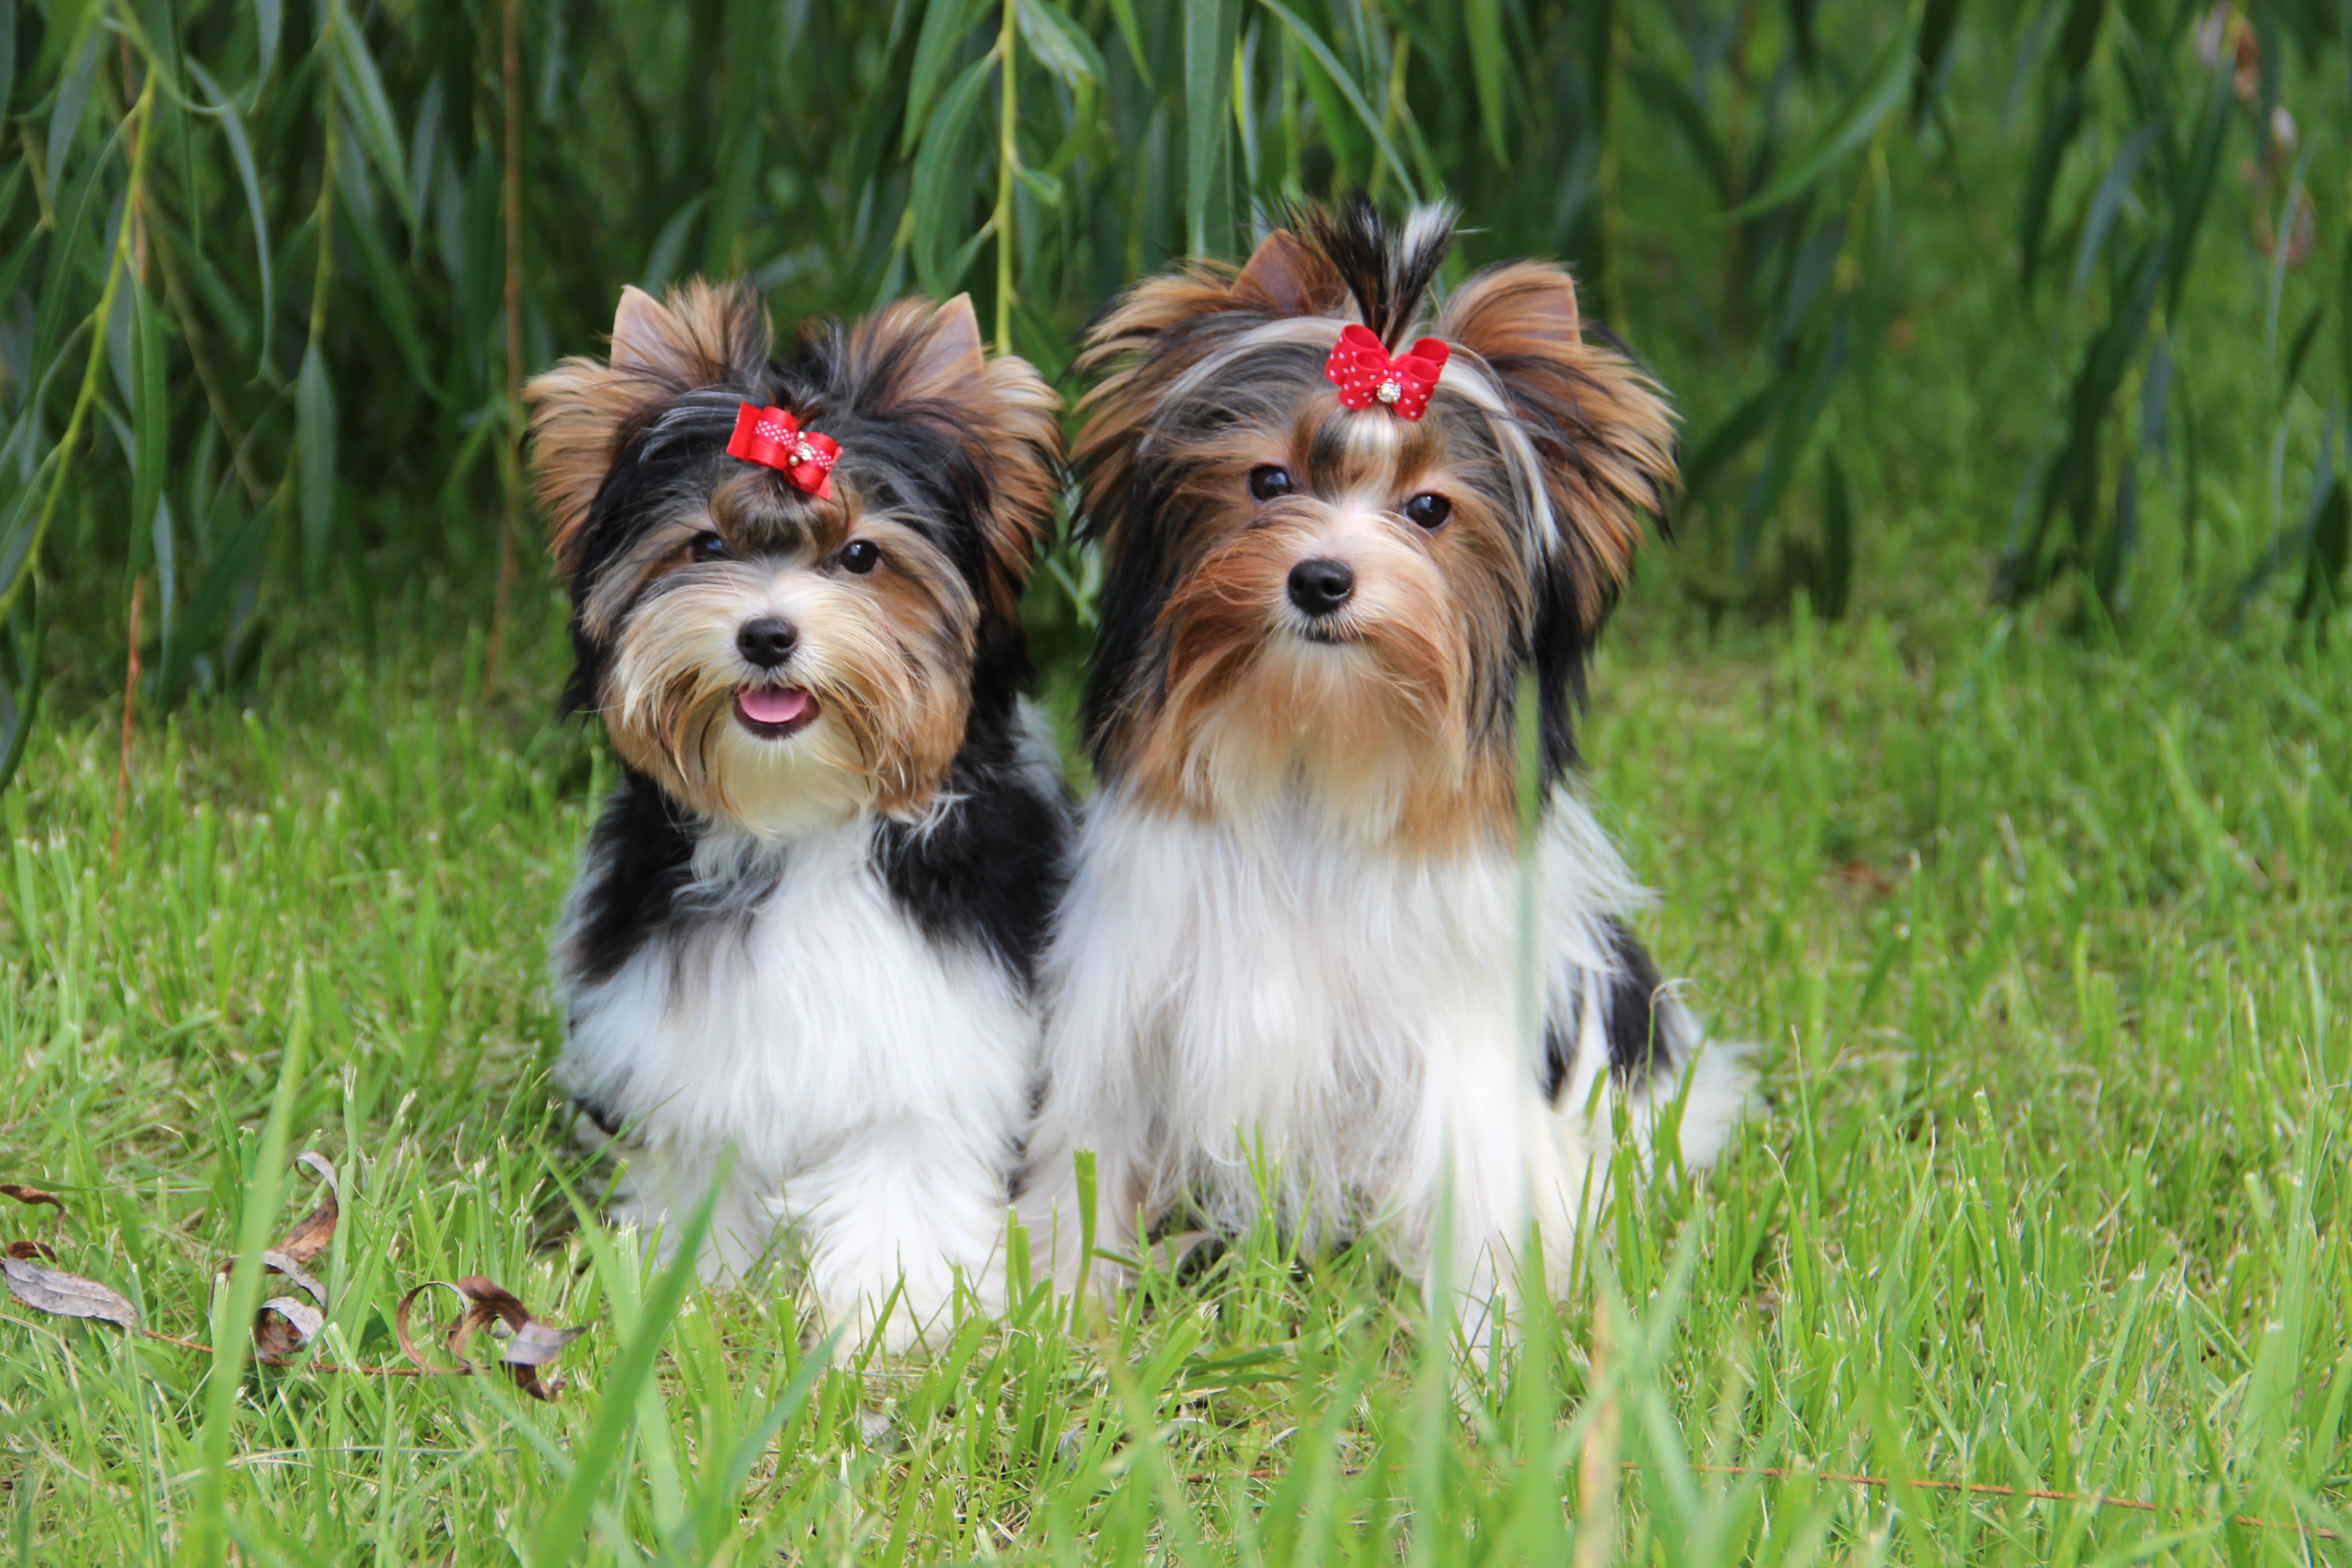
[1436,262,1678,613]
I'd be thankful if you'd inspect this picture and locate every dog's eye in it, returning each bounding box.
[1247,466,1294,502]
[1402,493,1453,530]
[690,531,729,562]
[838,539,882,575]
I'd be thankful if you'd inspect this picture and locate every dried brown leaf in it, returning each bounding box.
[0,1184,65,1215]
[1,1255,140,1329]
[254,1296,325,1358]
[274,1153,341,1265]
[5,1240,58,1262]
[396,1275,584,1401]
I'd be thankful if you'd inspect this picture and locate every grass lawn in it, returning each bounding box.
[1,553,2344,1565]
[9,564,2342,1568]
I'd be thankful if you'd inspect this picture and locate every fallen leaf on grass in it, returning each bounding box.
[396,1275,586,1401]
[5,1241,58,1262]
[1,1254,140,1329]
[254,1297,327,1358]
[273,1153,340,1264]
[0,1184,65,1214]
[216,1152,342,1352]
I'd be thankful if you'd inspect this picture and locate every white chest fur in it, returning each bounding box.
[555,818,1034,1335]
[1029,784,1744,1320]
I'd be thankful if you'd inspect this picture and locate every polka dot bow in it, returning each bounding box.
[726,403,841,500]
[1325,324,1451,419]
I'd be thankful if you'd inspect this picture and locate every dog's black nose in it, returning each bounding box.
[1286,557,1356,618]
[736,617,799,668]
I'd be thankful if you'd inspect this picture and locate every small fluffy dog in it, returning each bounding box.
[527,281,1067,1345]
[1021,202,1749,1341]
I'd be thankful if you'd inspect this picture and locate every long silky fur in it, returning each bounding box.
[528,280,1070,1352]
[1026,202,1749,1357]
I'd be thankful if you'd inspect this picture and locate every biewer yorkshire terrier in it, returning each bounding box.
[1020,202,1751,1343]
[526,281,1068,1346]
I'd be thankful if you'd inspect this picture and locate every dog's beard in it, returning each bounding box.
[603,570,972,840]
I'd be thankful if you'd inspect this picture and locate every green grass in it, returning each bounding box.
[1,551,2346,1563]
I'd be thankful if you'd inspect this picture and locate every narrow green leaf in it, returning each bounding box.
[335,20,416,230]
[1184,0,1237,255]
[1100,0,1149,80]
[2068,116,2164,301]
[297,343,336,583]
[530,1187,719,1566]
[1016,0,1103,88]
[340,188,445,401]
[188,62,274,368]
[1464,0,1510,167]
[0,592,45,797]
[2161,71,2231,317]
[45,31,101,206]
[2016,78,2085,290]
[255,0,282,84]
[1911,0,1963,129]
[1728,25,1912,220]
[1256,0,1419,204]
[909,52,995,292]
[0,0,16,122]
[904,0,987,156]
[1015,162,1066,207]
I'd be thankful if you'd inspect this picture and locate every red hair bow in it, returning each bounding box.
[727,403,841,500]
[1325,324,1450,419]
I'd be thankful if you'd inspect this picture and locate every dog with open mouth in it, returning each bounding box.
[527,280,1067,1348]
[1018,201,1751,1352]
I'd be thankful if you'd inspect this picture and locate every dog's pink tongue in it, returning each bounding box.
[738,686,813,725]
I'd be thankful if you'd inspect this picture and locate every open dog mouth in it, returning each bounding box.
[734,685,819,739]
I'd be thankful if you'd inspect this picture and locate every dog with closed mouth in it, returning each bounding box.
[528,280,1067,1348]
[1019,201,1751,1348]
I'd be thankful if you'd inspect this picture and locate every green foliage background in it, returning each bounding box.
[0,0,2347,779]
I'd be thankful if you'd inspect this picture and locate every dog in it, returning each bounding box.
[526,280,1068,1347]
[1019,201,1751,1348]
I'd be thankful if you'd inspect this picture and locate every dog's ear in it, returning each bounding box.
[852,294,1063,614]
[1231,228,1347,317]
[609,280,772,389]
[1436,261,1676,615]
[526,281,773,571]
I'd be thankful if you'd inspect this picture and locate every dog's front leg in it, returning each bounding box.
[784,1117,1015,1353]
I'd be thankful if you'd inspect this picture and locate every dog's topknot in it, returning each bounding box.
[1296,196,1457,349]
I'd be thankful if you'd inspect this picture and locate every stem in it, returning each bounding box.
[111,575,143,868]
[0,72,158,627]
[994,0,1018,357]
[486,0,525,696]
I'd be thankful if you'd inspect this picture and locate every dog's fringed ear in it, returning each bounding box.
[1075,229,1346,533]
[526,280,774,571]
[848,293,1063,617]
[1435,262,1677,620]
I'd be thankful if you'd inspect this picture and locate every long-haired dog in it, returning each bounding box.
[1020,202,1750,1345]
[526,281,1068,1347]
